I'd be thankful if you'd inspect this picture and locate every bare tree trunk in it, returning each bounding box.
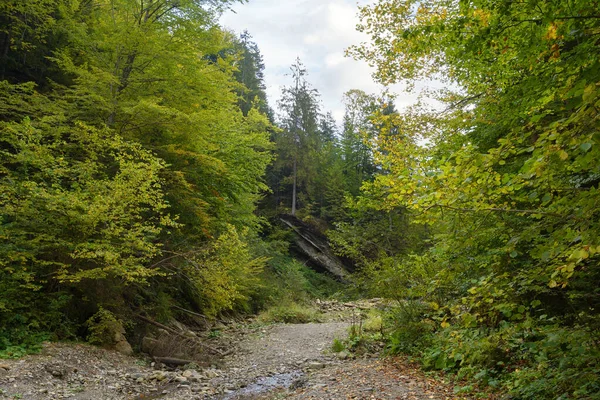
[292,155,297,215]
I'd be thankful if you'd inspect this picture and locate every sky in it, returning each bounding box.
[219,0,419,125]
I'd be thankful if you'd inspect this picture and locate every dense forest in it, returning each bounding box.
[1,0,599,399]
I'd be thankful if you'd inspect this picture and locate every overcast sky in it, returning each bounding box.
[219,0,418,125]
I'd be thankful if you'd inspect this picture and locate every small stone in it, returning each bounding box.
[204,370,218,379]
[174,376,188,383]
[152,371,168,381]
[0,363,10,371]
[307,361,326,370]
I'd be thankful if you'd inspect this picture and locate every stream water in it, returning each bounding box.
[221,371,304,399]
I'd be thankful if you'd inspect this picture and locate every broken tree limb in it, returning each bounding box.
[135,314,224,356]
[172,305,229,325]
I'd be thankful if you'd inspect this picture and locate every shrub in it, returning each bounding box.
[386,301,435,355]
[331,338,345,353]
[85,308,123,346]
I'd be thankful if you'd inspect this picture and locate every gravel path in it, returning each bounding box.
[211,322,349,399]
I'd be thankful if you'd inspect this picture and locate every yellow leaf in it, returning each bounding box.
[545,23,558,40]
[441,321,450,328]
[559,150,568,160]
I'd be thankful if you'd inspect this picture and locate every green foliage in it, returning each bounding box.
[251,253,343,312]
[184,225,268,317]
[331,338,345,353]
[349,0,600,397]
[386,301,436,356]
[0,333,49,360]
[233,31,273,120]
[335,311,385,355]
[0,114,175,284]
[85,308,121,346]
[0,289,71,359]
[0,0,275,350]
[258,302,320,324]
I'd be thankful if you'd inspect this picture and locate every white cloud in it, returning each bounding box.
[219,0,422,125]
[324,52,346,67]
[303,34,321,45]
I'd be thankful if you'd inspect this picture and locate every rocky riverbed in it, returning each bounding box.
[0,301,483,399]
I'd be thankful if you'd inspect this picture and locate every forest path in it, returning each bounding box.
[208,304,470,400]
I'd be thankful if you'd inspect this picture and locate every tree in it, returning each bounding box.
[340,90,379,195]
[0,0,274,349]
[275,58,322,216]
[233,31,273,120]
[349,0,600,397]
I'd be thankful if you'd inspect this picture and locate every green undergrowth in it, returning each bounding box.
[0,292,75,359]
[331,309,385,355]
[381,299,600,399]
[251,229,344,304]
[258,302,321,324]
[254,255,339,324]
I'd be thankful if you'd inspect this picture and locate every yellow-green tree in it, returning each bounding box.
[0,0,273,352]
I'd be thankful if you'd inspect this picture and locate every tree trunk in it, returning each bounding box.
[292,155,297,215]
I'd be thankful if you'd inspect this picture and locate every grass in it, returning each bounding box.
[257,302,322,324]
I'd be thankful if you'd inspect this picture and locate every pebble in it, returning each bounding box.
[307,361,326,370]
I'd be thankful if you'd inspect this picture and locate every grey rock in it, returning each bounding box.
[307,361,326,370]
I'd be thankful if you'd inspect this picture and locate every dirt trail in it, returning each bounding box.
[0,304,471,399]
[211,322,349,399]
[215,320,462,400]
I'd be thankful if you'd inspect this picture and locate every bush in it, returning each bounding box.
[331,338,345,353]
[0,289,73,359]
[183,225,268,317]
[85,308,123,346]
[419,319,600,399]
[386,301,435,355]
